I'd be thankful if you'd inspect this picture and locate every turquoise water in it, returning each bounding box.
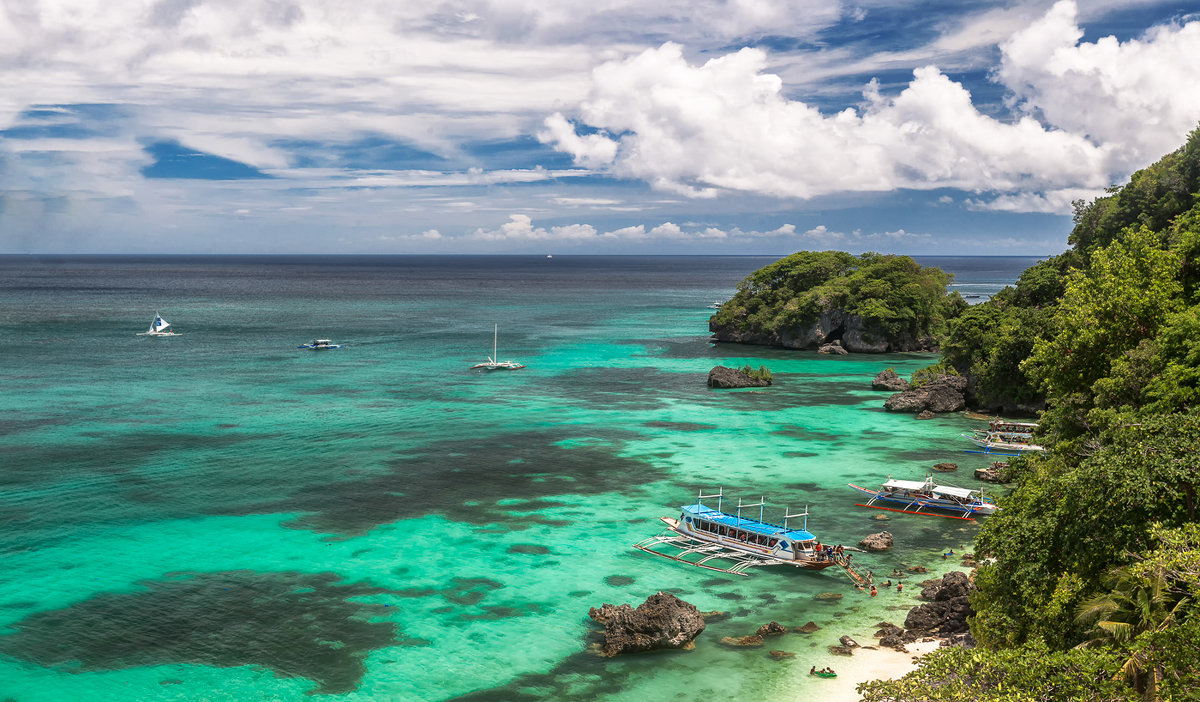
[0,255,1035,701]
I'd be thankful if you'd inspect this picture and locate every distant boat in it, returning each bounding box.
[546,254,553,259]
[297,339,342,350]
[470,325,526,371]
[136,312,180,336]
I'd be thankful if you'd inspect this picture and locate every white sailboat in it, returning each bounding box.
[470,324,526,371]
[136,312,180,336]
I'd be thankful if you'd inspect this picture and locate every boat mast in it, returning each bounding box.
[783,506,809,531]
[492,324,498,362]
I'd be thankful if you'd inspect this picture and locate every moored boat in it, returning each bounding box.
[848,475,998,519]
[298,339,341,349]
[634,490,872,585]
[962,429,1043,454]
[470,324,526,370]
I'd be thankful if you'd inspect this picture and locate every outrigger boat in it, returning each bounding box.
[634,489,872,587]
[848,475,998,520]
[962,419,1043,456]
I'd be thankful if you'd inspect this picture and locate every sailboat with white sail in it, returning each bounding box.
[470,324,526,371]
[136,312,180,337]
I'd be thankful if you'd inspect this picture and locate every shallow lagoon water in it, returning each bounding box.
[0,255,1036,701]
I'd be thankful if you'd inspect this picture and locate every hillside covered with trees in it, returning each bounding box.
[860,127,1200,700]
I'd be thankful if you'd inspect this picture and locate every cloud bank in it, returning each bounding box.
[541,1,1200,211]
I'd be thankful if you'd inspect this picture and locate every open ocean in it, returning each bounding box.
[0,255,1040,701]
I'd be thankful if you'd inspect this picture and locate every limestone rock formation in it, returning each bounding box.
[931,462,958,472]
[588,592,706,657]
[707,365,771,389]
[818,340,849,355]
[858,531,894,552]
[756,621,788,636]
[884,375,968,413]
[871,368,909,391]
[904,572,975,637]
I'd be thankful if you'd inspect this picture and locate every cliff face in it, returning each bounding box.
[710,308,935,353]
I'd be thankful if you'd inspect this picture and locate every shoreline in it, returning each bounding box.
[809,638,941,701]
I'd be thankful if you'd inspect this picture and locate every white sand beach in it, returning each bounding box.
[810,639,941,701]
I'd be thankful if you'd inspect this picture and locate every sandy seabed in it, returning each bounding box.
[804,639,942,701]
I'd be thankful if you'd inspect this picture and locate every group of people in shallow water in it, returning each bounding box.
[809,666,836,676]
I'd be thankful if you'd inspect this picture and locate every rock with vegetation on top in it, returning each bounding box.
[707,251,962,353]
[707,365,771,388]
[858,531,894,552]
[587,592,706,657]
[884,374,968,413]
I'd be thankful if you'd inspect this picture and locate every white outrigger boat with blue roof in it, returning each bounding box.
[634,489,873,586]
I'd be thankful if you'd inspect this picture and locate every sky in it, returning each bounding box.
[1,0,1199,255]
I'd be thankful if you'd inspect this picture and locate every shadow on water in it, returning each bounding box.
[0,571,410,694]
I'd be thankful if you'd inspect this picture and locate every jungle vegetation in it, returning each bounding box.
[861,126,1200,700]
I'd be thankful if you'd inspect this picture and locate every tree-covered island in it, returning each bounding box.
[708,251,966,352]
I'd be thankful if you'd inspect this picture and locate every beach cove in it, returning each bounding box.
[0,255,1033,701]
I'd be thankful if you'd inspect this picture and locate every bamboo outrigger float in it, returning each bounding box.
[633,489,873,587]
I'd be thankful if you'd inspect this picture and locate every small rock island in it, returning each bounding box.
[708,251,965,353]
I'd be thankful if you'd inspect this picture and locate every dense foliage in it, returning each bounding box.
[709,250,963,345]
[866,126,1200,701]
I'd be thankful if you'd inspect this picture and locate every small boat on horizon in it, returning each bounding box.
[136,312,180,337]
[298,339,342,349]
[849,475,998,520]
[470,324,526,371]
[634,489,872,585]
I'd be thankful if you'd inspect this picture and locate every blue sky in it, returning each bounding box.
[1,0,1198,255]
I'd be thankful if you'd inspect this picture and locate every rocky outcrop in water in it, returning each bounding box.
[707,366,771,389]
[975,462,1010,483]
[710,310,934,353]
[872,369,909,391]
[588,592,706,657]
[818,341,848,355]
[858,531,894,552]
[884,375,968,413]
[756,621,788,636]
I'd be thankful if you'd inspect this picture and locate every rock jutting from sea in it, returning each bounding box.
[707,365,771,388]
[884,374,968,414]
[587,592,706,657]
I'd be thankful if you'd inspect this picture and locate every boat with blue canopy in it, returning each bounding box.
[848,475,998,520]
[634,489,872,586]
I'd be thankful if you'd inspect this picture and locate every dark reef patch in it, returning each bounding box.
[507,544,551,555]
[0,570,401,694]
[771,425,845,442]
[442,578,504,606]
[642,421,717,432]
[782,451,820,458]
[227,429,664,536]
[603,575,635,587]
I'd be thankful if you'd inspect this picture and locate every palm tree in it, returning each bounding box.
[1076,566,1191,701]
